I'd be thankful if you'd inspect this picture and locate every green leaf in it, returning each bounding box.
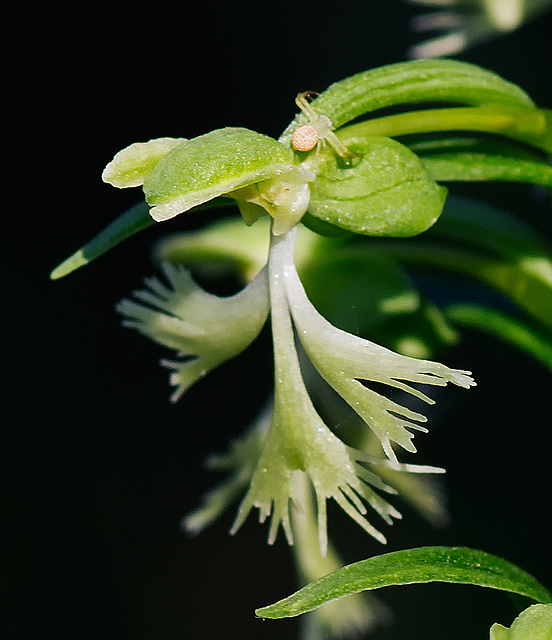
[446,304,552,372]
[410,136,545,161]
[373,240,552,331]
[280,59,533,145]
[338,106,552,155]
[307,137,447,236]
[143,127,299,222]
[418,144,552,188]
[50,201,154,280]
[371,196,552,330]
[49,197,235,280]
[256,546,552,619]
[429,196,552,265]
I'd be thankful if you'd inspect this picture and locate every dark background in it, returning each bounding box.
[4,1,552,638]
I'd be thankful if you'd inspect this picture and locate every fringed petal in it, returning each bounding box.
[117,263,269,399]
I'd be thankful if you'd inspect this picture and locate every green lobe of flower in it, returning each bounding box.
[143,127,299,222]
[102,137,187,188]
[307,137,447,237]
[233,172,313,236]
[282,245,475,464]
[117,262,269,400]
[229,383,401,556]
[182,406,272,536]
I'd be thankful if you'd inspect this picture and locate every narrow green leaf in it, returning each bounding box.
[256,546,552,619]
[446,304,552,372]
[370,196,552,330]
[409,136,544,161]
[50,201,154,279]
[49,197,235,280]
[368,240,552,331]
[428,195,552,265]
[338,106,552,155]
[420,149,552,188]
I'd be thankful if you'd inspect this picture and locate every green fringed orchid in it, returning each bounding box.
[51,61,552,629]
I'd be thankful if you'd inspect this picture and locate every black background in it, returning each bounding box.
[4,1,552,638]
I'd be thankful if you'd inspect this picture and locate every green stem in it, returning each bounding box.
[268,227,302,395]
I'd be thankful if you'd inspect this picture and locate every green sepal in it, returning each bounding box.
[143,127,299,222]
[256,546,552,620]
[307,137,447,236]
[102,137,187,188]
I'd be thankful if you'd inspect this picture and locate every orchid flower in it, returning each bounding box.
[51,59,552,637]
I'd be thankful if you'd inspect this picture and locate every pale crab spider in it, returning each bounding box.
[291,92,357,161]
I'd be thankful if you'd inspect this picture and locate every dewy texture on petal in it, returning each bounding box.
[230,374,402,556]
[142,127,302,222]
[117,263,270,401]
[230,229,404,556]
[102,137,187,188]
[280,228,475,465]
[307,137,447,237]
